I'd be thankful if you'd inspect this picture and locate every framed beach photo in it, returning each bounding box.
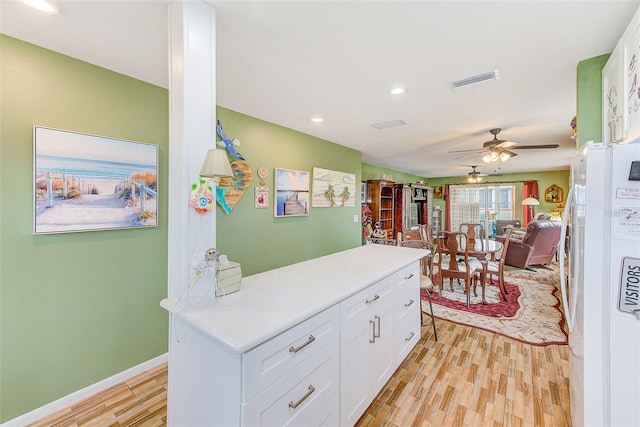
[33,126,159,234]
[274,168,309,217]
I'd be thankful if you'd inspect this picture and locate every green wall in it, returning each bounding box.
[215,108,363,276]
[361,162,428,184]
[0,35,169,422]
[577,54,609,147]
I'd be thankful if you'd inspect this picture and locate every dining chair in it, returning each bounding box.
[365,237,397,246]
[485,228,512,301]
[418,224,434,241]
[435,231,483,308]
[459,223,485,249]
[399,239,438,340]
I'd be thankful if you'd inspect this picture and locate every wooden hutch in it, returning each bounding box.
[393,183,433,240]
[366,179,395,238]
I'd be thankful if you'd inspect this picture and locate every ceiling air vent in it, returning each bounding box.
[371,119,406,130]
[451,69,500,89]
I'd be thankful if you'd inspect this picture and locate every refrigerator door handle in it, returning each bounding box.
[560,187,574,331]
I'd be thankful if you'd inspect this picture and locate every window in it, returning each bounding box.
[448,183,523,237]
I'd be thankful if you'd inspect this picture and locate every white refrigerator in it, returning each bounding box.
[561,141,640,426]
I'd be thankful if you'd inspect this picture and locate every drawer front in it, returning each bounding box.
[390,262,420,290]
[395,281,420,325]
[340,277,392,331]
[243,305,339,401]
[395,313,421,362]
[242,338,340,427]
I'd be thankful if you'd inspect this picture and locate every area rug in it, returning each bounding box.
[422,265,568,346]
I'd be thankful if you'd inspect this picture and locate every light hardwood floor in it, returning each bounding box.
[29,319,570,427]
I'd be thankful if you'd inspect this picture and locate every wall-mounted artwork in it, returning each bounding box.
[312,167,356,208]
[544,184,563,203]
[217,160,252,214]
[275,168,309,217]
[33,126,158,234]
[255,186,269,208]
[433,186,443,199]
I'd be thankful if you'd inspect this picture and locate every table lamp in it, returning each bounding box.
[197,149,233,195]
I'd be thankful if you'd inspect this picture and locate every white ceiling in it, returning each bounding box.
[2,0,639,179]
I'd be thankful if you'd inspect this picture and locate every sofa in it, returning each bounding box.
[495,220,562,268]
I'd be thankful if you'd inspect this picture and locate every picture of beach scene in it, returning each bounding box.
[312,167,356,208]
[275,168,309,217]
[34,126,158,234]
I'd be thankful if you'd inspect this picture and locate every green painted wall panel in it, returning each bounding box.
[0,35,169,422]
[215,108,363,276]
[577,54,609,147]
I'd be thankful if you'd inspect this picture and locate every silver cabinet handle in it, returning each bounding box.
[289,335,315,353]
[288,385,315,409]
[405,332,415,342]
[369,319,376,343]
[404,273,414,280]
[404,299,415,307]
[374,315,381,339]
[366,294,380,304]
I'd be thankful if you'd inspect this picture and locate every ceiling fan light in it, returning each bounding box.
[499,151,512,162]
[481,154,491,163]
[489,150,499,161]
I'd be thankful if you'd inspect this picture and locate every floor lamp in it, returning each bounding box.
[522,197,540,223]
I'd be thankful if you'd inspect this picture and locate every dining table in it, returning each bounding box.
[459,237,504,304]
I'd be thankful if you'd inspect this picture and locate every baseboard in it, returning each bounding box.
[1,353,168,427]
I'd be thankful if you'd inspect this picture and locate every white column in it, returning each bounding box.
[168,0,217,304]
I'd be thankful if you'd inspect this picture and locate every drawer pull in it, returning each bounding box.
[289,335,315,353]
[404,273,415,280]
[289,385,315,409]
[404,299,415,307]
[405,332,415,342]
[366,294,380,304]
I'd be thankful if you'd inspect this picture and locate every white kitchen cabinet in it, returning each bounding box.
[603,7,640,143]
[161,245,426,427]
[603,40,624,144]
[339,278,394,425]
[339,262,419,426]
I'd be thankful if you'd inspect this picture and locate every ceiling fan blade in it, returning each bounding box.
[448,148,485,154]
[503,150,518,158]
[455,152,483,160]
[494,140,518,149]
[509,144,560,150]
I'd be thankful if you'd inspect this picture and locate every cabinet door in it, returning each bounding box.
[369,296,395,392]
[624,11,640,142]
[603,41,624,144]
[340,315,373,426]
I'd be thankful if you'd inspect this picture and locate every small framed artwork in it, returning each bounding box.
[361,181,367,203]
[33,126,158,234]
[544,184,563,203]
[255,186,269,208]
[433,186,443,199]
[275,168,310,217]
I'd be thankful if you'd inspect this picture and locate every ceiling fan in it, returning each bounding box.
[467,166,488,183]
[449,128,560,163]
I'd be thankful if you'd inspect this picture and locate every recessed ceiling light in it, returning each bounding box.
[390,87,405,95]
[311,117,324,123]
[21,0,59,14]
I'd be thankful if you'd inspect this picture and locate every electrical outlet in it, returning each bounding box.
[193,266,215,277]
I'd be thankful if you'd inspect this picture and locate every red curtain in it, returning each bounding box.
[523,180,539,225]
[444,184,450,231]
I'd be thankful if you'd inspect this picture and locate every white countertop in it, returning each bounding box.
[161,244,426,353]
